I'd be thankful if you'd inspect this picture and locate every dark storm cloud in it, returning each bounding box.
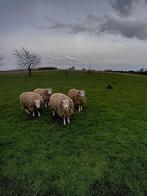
[108,0,138,16]
[33,14,102,34]
[0,0,105,32]
[99,15,147,40]
[33,13,147,40]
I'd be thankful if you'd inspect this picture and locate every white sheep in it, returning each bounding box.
[50,93,74,125]
[33,88,53,107]
[20,92,44,117]
[68,89,86,112]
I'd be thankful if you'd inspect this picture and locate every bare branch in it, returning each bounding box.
[14,48,41,76]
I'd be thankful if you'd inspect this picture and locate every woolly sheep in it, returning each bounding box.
[68,89,86,112]
[50,93,74,125]
[20,92,44,117]
[33,88,53,107]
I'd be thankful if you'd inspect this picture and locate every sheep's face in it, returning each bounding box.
[78,90,86,103]
[61,99,70,111]
[79,90,85,98]
[47,88,52,95]
[34,100,41,109]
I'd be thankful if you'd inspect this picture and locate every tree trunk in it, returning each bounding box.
[28,68,32,76]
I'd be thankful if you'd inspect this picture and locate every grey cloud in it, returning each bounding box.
[0,0,36,32]
[33,14,101,34]
[108,0,138,16]
[99,15,147,40]
[0,54,4,66]
[34,14,147,40]
[44,55,85,68]
[62,56,81,62]
[46,55,83,63]
[85,14,102,23]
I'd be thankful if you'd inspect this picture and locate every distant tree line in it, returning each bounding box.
[38,67,58,70]
[110,69,147,76]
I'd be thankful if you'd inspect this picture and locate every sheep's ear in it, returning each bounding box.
[83,90,85,95]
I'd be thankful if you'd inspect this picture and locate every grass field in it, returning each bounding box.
[0,71,147,195]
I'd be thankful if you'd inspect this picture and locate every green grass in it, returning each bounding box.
[0,71,147,195]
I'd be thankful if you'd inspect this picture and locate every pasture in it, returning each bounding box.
[0,71,147,195]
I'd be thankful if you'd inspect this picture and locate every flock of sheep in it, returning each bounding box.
[20,88,86,125]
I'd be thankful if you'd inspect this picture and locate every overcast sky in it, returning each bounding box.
[0,0,147,70]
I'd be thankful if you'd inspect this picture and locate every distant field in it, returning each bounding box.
[0,71,147,195]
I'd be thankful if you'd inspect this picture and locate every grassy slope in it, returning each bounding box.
[0,71,147,195]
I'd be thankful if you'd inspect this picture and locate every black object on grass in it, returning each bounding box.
[106,84,113,89]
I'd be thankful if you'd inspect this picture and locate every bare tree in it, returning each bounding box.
[0,55,4,67]
[14,48,41,76]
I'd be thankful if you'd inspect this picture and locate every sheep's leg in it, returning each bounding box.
[80,105,82,111]
[32,111,35,117]
[52,111,55,116]
[63,117,66,125]
[25,109,30,114]
[78,105,81,112]
[45,103,47,108]
[67,117,70,124]
[38,111,41,117]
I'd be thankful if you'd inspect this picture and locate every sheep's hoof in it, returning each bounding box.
[25,109,30,114]
[63,119,66,125]
[67,117,70,124]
